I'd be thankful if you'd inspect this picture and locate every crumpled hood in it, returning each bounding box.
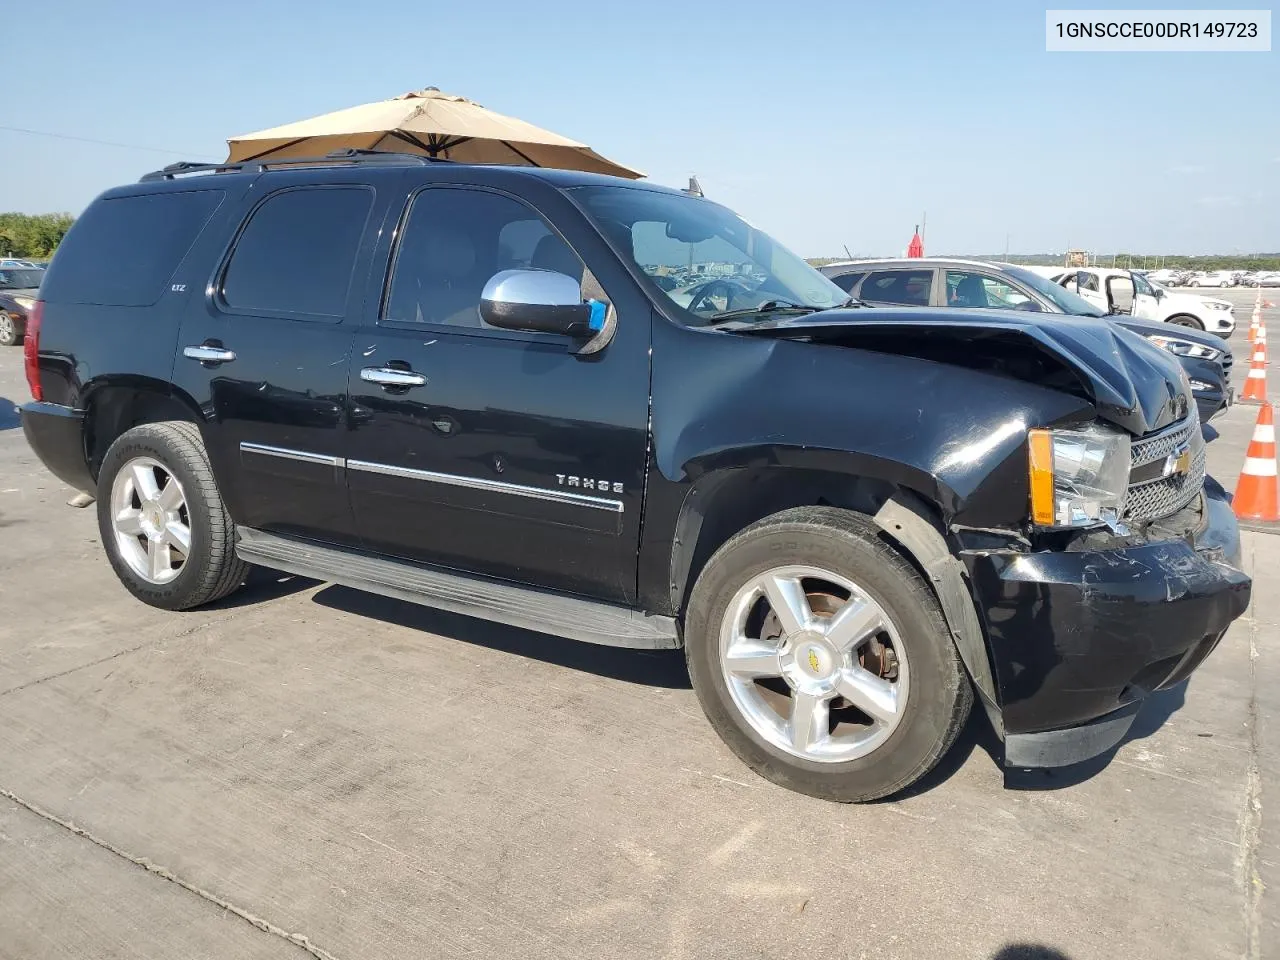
[733,306,1193,435]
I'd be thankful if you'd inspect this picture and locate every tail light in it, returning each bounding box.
[23,300,43,401]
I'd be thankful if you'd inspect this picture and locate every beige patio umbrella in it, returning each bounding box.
[226,87,643,179]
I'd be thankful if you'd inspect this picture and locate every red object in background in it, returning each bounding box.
[906,227,924,258]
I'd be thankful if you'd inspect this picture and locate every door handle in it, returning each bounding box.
[360,366,427,388]
[183,344,237,364]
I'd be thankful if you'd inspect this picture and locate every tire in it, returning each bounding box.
[685,506,973,802]
[1167,314,1204,330]
[96,421,248,610]
[0,311,21,347]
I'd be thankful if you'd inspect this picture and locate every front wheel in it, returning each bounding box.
[0,311,22,346]
[1167,314,1205,330]
[685,506,972,802]
[96,421,248,610]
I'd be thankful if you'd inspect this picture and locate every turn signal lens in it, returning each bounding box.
[1028,429,1055,525]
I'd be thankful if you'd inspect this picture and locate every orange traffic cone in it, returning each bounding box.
[1242,349,1269,403]
[1233,404,1278,522]
[1249,311,1260,342]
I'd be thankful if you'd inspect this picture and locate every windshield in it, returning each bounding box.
[571,186,847,324]
[0,268,43,289]
[1004,266,1105,317]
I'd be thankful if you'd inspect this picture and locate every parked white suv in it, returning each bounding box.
[1187,270,1236,288]
[1052,267,1235,336]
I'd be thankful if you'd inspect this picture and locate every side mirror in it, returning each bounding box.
[479,269,605,338]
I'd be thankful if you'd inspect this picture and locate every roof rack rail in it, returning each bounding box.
[139,148,448,182]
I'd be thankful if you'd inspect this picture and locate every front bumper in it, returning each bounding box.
[21,401,95,494]
[1205,312,1235,336]
[964,477,1250,767]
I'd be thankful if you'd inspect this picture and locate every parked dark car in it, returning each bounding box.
[0,266,43,346]
[818,258,1234,426]
[21,152,1250,802]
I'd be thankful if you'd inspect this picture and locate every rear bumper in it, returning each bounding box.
[21,401,94,494]
[964,478,1250,767]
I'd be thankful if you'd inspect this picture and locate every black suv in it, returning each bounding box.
[21,152,1251,802]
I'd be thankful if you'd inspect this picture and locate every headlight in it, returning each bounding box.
[12,295,35,309]
[1146,334,1222,361]
[1028,425,1131,528]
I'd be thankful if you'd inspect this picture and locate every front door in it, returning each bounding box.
[343,182,651,604]
[1061,269,1109,313]
[172,174,388,545]
[1130,271,1162,320]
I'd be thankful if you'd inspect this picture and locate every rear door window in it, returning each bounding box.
[828,271,866,294]
[220,186,374,319]
[860,269,932,306]
[39,190,224,306]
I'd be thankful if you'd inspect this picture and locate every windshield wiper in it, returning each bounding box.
[707,300,824,323]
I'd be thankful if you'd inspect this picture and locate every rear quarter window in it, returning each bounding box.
[40,190,224,307]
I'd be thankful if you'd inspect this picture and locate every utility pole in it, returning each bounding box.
[1003,233,1010,261]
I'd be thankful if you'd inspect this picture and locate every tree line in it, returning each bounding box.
[0,213,76,259]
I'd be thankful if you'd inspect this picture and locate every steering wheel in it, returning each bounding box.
[687,279,740,314]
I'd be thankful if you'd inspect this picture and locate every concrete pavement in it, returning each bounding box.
[0,343,1275,960]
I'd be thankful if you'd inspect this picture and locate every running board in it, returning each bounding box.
[235,528,680,650]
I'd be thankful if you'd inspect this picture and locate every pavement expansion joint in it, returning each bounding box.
[1237,613,1264,960]
[0,787,343,960]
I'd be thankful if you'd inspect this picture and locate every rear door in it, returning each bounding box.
[857,268,937,306]
[171,172,390,545]
[342,179,652,604]
[1130,271,1161,320]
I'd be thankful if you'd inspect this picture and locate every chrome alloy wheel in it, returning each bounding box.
[718,565,909,763]
[0,312,15,343]
[110,456,191,584]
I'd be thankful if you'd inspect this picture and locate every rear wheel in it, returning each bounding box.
[1167,314,1204,330]
[685,506,972,802]
[0,311,21,346]
[97,421,248,610]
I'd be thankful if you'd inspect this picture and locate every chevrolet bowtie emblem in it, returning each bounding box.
[1161,444,1192,479]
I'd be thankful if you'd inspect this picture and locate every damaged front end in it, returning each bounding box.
[962,474,1249,767]
[739,308,1252,766]
[670,306,1252,768]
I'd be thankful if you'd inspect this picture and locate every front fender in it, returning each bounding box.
[650,319,1095,528]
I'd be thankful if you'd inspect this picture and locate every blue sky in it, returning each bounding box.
[3,0,1277,256]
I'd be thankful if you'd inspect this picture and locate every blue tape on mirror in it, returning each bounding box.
[587,300,606,332]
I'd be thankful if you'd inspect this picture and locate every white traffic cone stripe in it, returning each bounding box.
[1244,457,1278,476]
[1255,424,1276,443]
[1255,351,1267,361]
[1248,368,1266,378]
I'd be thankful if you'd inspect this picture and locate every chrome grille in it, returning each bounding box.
[1123,414,1206,522]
